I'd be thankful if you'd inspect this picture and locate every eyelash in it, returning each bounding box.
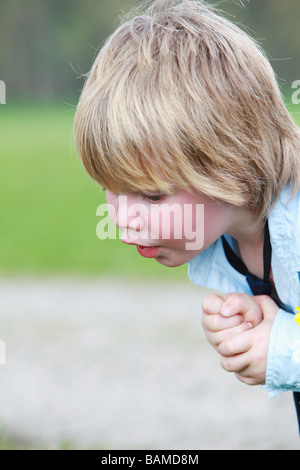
[141,193,165,202]
[104,188,165,203]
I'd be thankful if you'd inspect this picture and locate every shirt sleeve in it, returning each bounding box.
[265,309,300,398]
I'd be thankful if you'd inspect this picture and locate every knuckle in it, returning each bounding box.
[229,293,243,302]
[202,293,222,313]
[223,293,249,315]
[203,317,216,333]
[206,333,219,349]
[239,376,260,386]
[227,339,237,356]
[225,292,244,306]
[210,315,221,331]
[247,378,259,386]
[202,312,220,332]
[221,357,234,372]
[201,315,209,331]
[201,294,215,310]
[219,338,236,356]
[201,309,210,323]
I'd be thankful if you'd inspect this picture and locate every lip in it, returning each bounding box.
[121,239,162,258]
[136,245,161,258]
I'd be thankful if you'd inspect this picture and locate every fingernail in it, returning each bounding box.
[220,306,232,317]
[247,322,253,329]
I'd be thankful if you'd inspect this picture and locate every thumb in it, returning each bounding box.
[220,293,263,327]
[252,295,280,321]
[202,293,226,315]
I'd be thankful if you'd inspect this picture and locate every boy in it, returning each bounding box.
[74,0,300,429]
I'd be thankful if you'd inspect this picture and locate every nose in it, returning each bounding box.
[113,194,146,234]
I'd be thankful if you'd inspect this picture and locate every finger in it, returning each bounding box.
[202,293,225,315]
[220,353,251,374]
[217,329,254,357]
[220,293,263,327]
[202,312,243,333]
[234,374,262,386]
[205,321,251,348]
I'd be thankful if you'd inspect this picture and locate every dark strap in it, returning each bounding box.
[221,221,274,298]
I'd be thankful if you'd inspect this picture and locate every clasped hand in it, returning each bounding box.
[201,293,279,385]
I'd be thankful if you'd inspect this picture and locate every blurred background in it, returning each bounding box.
[0,0,299,450]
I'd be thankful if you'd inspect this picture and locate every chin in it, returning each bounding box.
[155,256,186,268]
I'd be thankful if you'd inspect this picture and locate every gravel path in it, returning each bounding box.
[0,277,299,450]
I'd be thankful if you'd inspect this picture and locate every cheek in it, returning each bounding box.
[170,209,185,240]
[202,203,225,244]
[148,206,185,242]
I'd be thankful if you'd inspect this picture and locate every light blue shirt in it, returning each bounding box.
[188,186,300,397]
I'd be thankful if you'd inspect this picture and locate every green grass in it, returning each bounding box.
[0,103,187,279]
[0,101,299,279]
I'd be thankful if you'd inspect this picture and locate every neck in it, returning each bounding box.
[224,207,266,279]
[225,207,265,247]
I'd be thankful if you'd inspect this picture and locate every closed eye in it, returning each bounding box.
[141,193,165,202]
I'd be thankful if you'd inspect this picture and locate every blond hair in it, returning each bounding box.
[74,0,300,220]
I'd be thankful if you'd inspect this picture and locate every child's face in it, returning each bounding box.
[106,188,232,267]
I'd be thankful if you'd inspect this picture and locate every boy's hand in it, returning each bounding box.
[201,292,263,350]
[202,293,279,385]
